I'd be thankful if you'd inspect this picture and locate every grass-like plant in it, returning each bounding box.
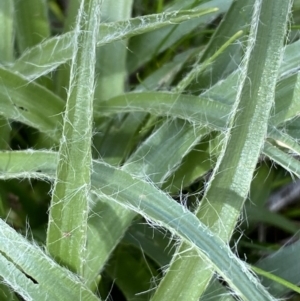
[1,0,300,300]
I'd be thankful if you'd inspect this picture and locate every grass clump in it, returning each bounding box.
[0,1,300,300]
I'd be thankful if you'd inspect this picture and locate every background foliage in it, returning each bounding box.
[0,0,300,300]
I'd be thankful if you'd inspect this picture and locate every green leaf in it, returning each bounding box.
[96,92,230,130]
[46,0,101,275]
[0,67,64,142]
[0,150,57,180]
[257,239,300,297]
[94,0,133,101]
[151,1,292,300]
[0,219,100,301]
[91,160,276,301]
[0,1,14,63]
[125,119,209,184]
[263,141,300,178]
[14,0,50,52]
[11,8,217,81]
